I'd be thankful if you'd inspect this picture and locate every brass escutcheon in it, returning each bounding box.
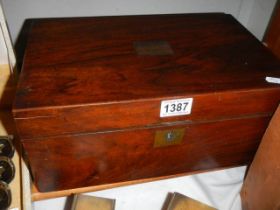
[154,128,185,147]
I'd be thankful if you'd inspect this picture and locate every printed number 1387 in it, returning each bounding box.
[160,98,193,117]
[164,102,188,113]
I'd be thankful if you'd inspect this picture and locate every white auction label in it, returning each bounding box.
[265,76,280,84]
[160,98,193,117]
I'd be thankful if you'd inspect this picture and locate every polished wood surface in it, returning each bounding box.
[12,14,280,192]
[14,14,280,109]
[241,106,280,210]
[24,116,269,192]
[31,167,231,201]
[14,88,280,139]
[13,14,280,139]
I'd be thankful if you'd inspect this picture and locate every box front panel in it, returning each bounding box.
[23,116,270,192]
[15,88,280,139]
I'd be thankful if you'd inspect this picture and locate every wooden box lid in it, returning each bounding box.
[13,13,280,139]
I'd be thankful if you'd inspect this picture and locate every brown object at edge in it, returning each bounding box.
[241,105,280,210]
[264,2,280,58]
[71,194,115,210]
[165,192,216,210]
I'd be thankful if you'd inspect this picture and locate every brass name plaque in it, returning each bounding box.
[134,40,174,56]
[154,128,185,148]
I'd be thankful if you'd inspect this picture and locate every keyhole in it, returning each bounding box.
[166,131,175,141]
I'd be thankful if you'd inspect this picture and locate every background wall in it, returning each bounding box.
[0,4,8,64]
[0,0,277,43]
[0,31,7,64]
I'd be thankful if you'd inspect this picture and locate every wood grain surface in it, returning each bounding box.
[30,167,231,201]
[12,13,280,192]
[13,14,280,138]
[13,88,280,139]
[14,13,280,110]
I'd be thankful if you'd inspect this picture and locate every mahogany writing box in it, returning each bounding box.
[13,13,280,192]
